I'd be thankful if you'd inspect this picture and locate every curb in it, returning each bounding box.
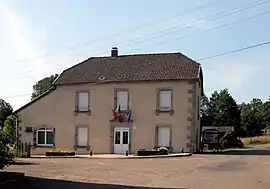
[30,153,192,159]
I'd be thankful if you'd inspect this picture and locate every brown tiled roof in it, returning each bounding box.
[54,52,201,85]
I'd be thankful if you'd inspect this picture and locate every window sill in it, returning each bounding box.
[36,145,54,148]
[74,109,91,116]
[74,145,90,151]
[155,109,174,115]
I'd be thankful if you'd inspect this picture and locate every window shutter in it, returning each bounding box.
[33,128,37,148]
[159,90,172,110]
[78,92,89,111]
[74,126,78,150]
[53,128,56,146]
[116,91,128,110]
[77,127,88,147]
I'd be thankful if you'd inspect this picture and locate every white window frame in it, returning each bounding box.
[116,90,129,111]
[77,91,90,112]
[77,127,88,147]
[36,128,54,146]
[158,90,172,111]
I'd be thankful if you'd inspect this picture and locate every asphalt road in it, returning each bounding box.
[4,144,270,189]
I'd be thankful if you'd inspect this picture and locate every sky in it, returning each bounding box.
[0,0,270,111]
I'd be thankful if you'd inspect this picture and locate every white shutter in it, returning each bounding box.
[78,92,89,111]
[158,127,170,147]
[159,90,172,110]
[117,91,128,110]
[77,127,88,147]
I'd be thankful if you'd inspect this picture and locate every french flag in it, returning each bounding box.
[113,105,121,119]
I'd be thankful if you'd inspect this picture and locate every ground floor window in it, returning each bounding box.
[37,128,54,146]
[77,127,88,147]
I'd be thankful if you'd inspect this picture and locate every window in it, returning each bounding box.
[157,126,171,147]
[77,91,90,112]
[116,90,128,111]
[77,127,88,147]
[37,128,54,146]
[158,90,172,111]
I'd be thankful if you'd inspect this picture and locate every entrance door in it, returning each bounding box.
[114,127,129,154]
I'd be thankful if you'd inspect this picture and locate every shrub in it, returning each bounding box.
[219,132,244,149]
[136,148,168,156]
[0,132,14,169]
[49,148,71,153]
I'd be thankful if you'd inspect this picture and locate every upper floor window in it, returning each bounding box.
[76,91,90,112]
[37,128,54,146]
[116,90,129,111]
[158,89,172,111]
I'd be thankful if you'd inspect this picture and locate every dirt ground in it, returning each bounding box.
[5,144,270,189]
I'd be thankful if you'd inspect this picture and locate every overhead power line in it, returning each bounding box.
[9,0,267,68]
[131,9,270,52]
[12,9,270,80]
[112,0,270,49]
[15,0,220,63]
[3,40,270,99]
[196,41,270,61]
[11,0,270,77]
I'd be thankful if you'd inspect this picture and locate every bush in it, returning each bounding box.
[219,132,244,149]
[0,132,14,169]
[46,148,75,156]
[136,148,169,156]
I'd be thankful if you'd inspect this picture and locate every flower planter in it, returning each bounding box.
[45,151,75,156]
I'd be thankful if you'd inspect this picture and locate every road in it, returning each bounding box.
[4,144,270,189]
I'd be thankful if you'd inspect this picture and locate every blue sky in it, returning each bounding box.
[0,0,270,110]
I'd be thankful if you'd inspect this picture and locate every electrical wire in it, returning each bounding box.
[10,0,270,77]
[14,0,221,63]
[3,40,270,99]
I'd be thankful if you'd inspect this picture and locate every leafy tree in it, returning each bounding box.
[0,99,13,128]
[3,115,17,143]
[31,74,58,100]
[200,95,212,127]
[208,89,241,130]
[241,98,267,136]
[0,131,14,169]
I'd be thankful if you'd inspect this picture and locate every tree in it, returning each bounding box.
[240,98,266,136]
[3,115,17,143]
[31,74,58,100]
[0,99,13,128]
[208,89,241,128]
[200,94,212,127]
[0,131,14,169]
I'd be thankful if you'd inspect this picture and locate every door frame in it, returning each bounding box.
[113,127,129,154]
[110,124,132,154]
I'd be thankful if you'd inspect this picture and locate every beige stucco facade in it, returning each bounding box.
[16,79,201,155]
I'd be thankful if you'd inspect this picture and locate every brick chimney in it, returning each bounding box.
[111,47,118,57]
